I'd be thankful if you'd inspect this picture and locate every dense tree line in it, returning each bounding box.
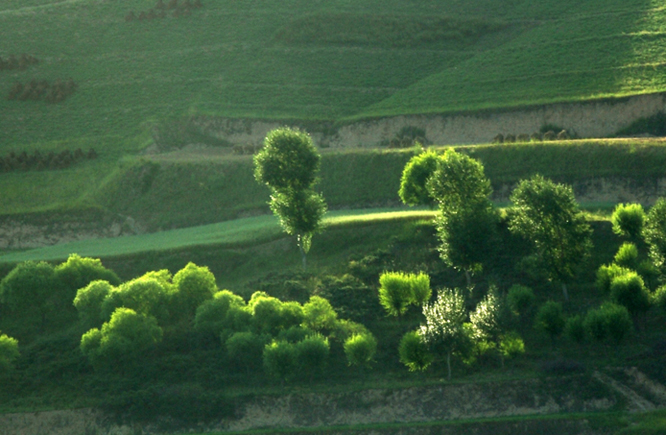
[6,79,77,103]
[0,54,39,71]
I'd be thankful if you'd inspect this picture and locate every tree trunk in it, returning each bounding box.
[299,245,307,271]
[446,351,452,381]
[562,282,569,302]
[464,269,472,288]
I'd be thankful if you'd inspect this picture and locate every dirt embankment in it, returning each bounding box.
[0,375,623,435]
[186,93,666,149]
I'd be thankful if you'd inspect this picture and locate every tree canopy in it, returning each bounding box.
[508,175,592,301]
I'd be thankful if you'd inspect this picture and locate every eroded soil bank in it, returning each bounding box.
[0,375,621,435]
[180,93,666,149]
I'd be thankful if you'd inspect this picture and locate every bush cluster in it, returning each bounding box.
[0,148,98,172]
[492,130,570,144]
[0,54,39,71]
[6,79,77,103]
[125,0,203,22]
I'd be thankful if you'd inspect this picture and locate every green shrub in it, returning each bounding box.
[399,150,440,207]
[296,334,330,380]
[378,271,413,317]
[611,203,645,240]
[610,272,651,315]
[226,332,270,372]
[263,340,298,383]
[0,333,19,372]
[302,296,338,332]
[584,303,633,344]
[614,242,640,270]
[564,315,585,343]
[73,280,114,329]
[344,333,377,368]
[652,285,666,313]
[194,290,248,337]
[596,263,632,295]
[535,301,565,340]
[171,262,217,323]
[506,284,535,316]
[398,330,433,372]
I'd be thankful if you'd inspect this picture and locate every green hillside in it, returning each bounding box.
[2,0,666,153]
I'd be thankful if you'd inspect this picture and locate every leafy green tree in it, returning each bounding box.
[398,330,433,372]
[435,201,498,286]
[0,333,19,372]
[426,148,492,209]
[171,262,217,323]
[254,128,327,270]
[263,340,298,384]
[508,175,592,301]
[378,272,413,317]
[652,285,666,313]
[419,288,468,380]
[80,307,163,371]
[399,150,440,207]
[296,334,330,381]
[611,203,645,240]
[643,198,666,271]
[302,296,338,332]
[73,280,114,329]
[470,292,512,367]
[54,254,120,298]
[254,127,321,191]
[0,260,63,334]
[410,272,432,306]
[535,301,565,341]
[194,290,248,337]
[344,333,377,369]
[609,271,651,316]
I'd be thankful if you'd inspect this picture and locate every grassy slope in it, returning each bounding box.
[1,0,666,217]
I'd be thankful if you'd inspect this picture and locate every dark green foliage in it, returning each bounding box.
[344,333,377,368]
[613,242,640,270]
[435,200,498,280]
[0,260,65,334]
[295,334,330,380]
[313,274,381,322]
[611,203,645,240]
[564,315,585,343]
[263,340,298,382]
[73,280,114,329]
[398,330,433,372]
[584,303,633,344]
[399,150,439,207]
[506,285,535,316]
[596,263,632,295]
[81,307,163,371]
[652,285,666,313]
[226,332,270,372]
[171,262,217,322]
[508,175,592,300]
[194,290,248,337]
[535,301,565,340]
[643,198,666,271]
[609,272,651,316]
[0,333,19,372]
